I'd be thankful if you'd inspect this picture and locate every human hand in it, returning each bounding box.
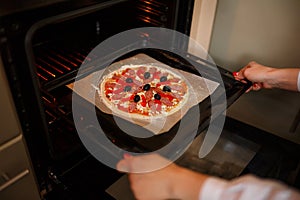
[233,61,274,92]
[116,153,208,200]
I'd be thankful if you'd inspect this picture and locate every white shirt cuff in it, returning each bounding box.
[199,177,228,200]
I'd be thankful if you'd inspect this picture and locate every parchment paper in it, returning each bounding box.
[68,53,219,134]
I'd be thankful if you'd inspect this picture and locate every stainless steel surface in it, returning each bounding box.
[0,58,20,145]
[0,169,29,192]
[0,57,40,199]
[176,128,260,179]
[0,170,40,200]
[0,136,40,199]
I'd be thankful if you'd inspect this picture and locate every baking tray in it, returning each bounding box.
[71,48,251,155]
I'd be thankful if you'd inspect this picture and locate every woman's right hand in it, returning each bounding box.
[116,153,208,200]
[234,61,300,92]
[233,61,275,92]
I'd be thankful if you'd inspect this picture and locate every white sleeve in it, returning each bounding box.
[297,70,300,92]
[199,175,300,200]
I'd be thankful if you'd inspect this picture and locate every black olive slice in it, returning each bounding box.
[160,76,167,82]
[163,85,171,92]
[126,78,133,83]
[144,72,151,79]
[134,95,140,102]
[143,84,150,91]
[154,93,161,100]
[124,85,132,92]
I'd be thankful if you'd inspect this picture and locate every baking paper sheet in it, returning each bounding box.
[68,53,219,134]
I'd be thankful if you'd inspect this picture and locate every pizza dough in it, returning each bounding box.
[99,64,189,120]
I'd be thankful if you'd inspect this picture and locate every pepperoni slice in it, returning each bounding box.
[160,97,173,106]
[121,68,131,75]
[113,85,123,93]
[148,100,155,107]
[128,102,137,112]
[160,72,169,78]
[128,69,135,76]
[156,104,162,112]
[116,78,127,86]
[129,94,135,101]
[145,90,153,101]
[149,100,162,113]
[153,71,161,79]
[144,76,154,83]
[111,93,125,100]
[105,82,116,89]
[137,68,145,79]
[149,67,157,74]
[169,78,180,83]
[171,93,182,100]
[170,85,187,94]
[133,79,143,86]
[150,103,157,113]
[158,80,171,86]
[120,96,132,102]
[159,92,174,101]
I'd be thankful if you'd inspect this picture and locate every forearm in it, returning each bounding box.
[235,61,300,92]
[172,167,208,200]
[265,68,300,91]
[118,154,209,200]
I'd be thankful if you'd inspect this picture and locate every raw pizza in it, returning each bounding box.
[99,64,189,119]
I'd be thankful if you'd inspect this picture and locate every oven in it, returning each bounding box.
[0,0,268,199]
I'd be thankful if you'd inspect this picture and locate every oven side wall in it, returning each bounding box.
[0,57,41,199]
[209,0,300,143]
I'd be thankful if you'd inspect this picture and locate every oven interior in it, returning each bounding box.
[26,0,201,160]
